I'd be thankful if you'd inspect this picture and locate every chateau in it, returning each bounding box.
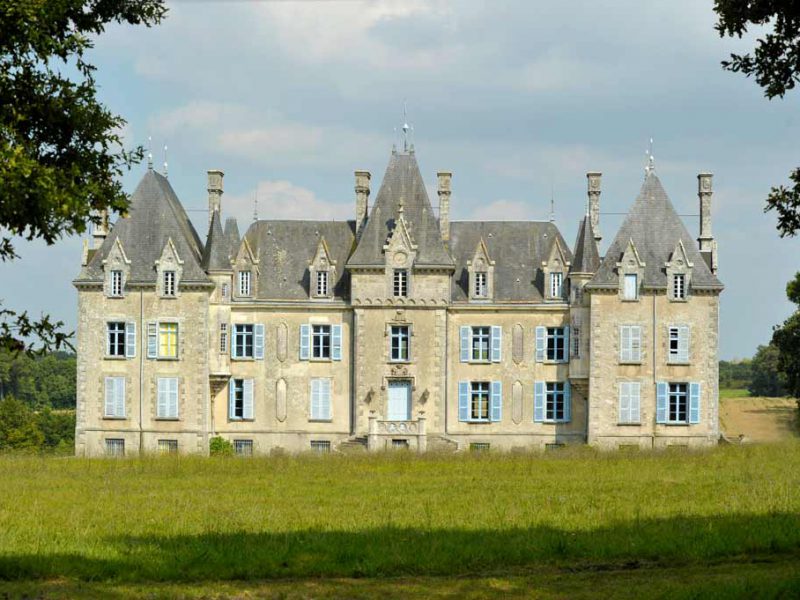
[74,141,723,456]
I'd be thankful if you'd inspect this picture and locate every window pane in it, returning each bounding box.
[159,323,178,358]
[624,274,637,299]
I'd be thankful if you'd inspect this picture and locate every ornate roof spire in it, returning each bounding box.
[401,100,413,153]
[147,136,153,170]
[644,137,655,178]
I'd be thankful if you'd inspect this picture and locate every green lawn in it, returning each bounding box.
[1,444,799,598]
[720,388,751,399]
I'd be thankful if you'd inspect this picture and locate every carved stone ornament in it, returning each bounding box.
[390,364,409,377]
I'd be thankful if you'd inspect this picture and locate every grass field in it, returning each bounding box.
[719,388,752,399]
[1,444,799,598]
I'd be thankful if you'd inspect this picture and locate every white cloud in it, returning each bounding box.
[225,180,352,225]
[467,199,543,222]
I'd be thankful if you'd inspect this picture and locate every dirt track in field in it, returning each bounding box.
[720,396,799,443]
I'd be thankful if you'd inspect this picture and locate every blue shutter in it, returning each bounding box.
[299,324,310,360]
[104,377,115,417]
[490,381,502,422]
[115,378,125,418]
[460,326,470,362]
[534,381,545,422]
[689,382,701,424]
[125,322,136,358]
[458,382,469,422]
[656,382,668,424]
[322,379,332,419]
[491,326,502,362]
[535,326,546,362]
[562,326,570,363]
[563,381,571,422]
[332,324,342,361]
[157,378,167,418]
[229,381,236,420]
[147,322,157,359]
[230,325,237,359]
[243,379,254,420]
[254,324,265,360]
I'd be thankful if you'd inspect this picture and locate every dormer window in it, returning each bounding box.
[163,271,176,297]
[110,270,123,297]
[665,241,693,302]
[672,274,686,300]
[474,272,488,298]
[468,239,495,302]
[623,274,638,300]
[239,271,252,297]
[550,272,563,299]
[393,269,408,298]
[316,271,329,297]
[221,283,229,300]
[542,237,570,301]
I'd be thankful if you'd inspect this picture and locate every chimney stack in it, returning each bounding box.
[207,169,224,226]
[92,210,109,249]
[437,171,452,242]
[697,172,718,273]
[586,172,602,244]
[355,170,371,238]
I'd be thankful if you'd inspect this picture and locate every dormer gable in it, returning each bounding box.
[233,236,260,299]
[541,236,570,301]
[309,236,337,300]
[102,238,131,298]
[467,238,495,301]
[665,240,693,301]
[155,238,184,298]
[383,206,418,270]
[616,238,645,300]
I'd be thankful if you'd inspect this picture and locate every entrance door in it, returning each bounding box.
[387,381,411,421]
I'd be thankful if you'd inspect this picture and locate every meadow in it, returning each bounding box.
[0,443,799,598]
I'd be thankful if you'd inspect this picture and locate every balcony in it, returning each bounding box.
[367,414,427,452]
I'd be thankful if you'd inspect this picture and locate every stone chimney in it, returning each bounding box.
[355,170,371,238]
[437,171,452,242]
[207,169,224,227]
[587,172,602,244]
[92,210,109,249]
[697,172,718,273]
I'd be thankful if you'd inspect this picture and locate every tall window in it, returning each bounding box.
[158,323,178,359]
[470,382,490,421]
[221,283,229,300]
[668,383,689,424]
[156,377,179,419]
[238,271,252,296]
[546,382,567,421]
[310,378,332,421]
[107,322,126,357]
[571,327,581,359]
[163,270,176,297]
[104,377,125,418]
[672,274,686,300]
[316,271,329,296]
[619,382,641,424]
[219,323,228,354]
[623,273,638,300]
[550,272,563,298]
[390,325,410,362]
[393,269,408,297]
[312,325,332,359]
[471,326,491,362]
[474,272,488,298]
[619,325,642,363]
[105,439,125,457]
[230,379,245,419]
[233,324,254,358]
[110,270,123,297]
[546,327,566,362]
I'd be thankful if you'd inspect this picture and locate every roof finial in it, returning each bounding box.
[163,145,168,179]
[253,189,259,222]
[147,136,153,170]
[644,137,655,178]
[401,100,412,153]
[398,196,405,216]
[549,182,555,223]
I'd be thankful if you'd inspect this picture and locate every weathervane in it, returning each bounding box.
[644,138,655,177]
[401,100,413,153]
[253,189,259,222]
[147,136,153,170]
[163,145,168,179]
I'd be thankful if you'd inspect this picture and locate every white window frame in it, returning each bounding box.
[393,269,408,298]
[157,322,179,359]
[672,273,686,300]
[390,325,410,362]
[546,327,567,362]
[110,270,123,297]
[618,381,641,424]
[233,324,254,359]
[571,326,581,359]
[163,270,176,297]
[623,273,638,301]
[310,378,332,421]
[221,283,229,300]
[312,324,332,360]
[550,272,563,299]
[545,382,567,422]
[156,377,179,420]
[668,325,690,364]
[474,272,488,298]
[470,381,491,422]
[667,383,689,424]
[106,321,126,357]
[471,326,491,362]
[316,270,329,297]
[238,270,252,297]
[619,325,642,363]
[219,323,228,354]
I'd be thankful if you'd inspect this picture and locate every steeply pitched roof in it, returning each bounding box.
[75,170,209,284]
[202,209,232,271]
[347,151,454,268]
[224,217,241,261]
[586,172,723,290]
[570,217,601,274]
[244,220,356,300]
[449,221,573,302]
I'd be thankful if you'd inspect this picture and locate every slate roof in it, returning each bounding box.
[586,172,723,290]
[75,170,209,284]
[449,221,573,302]
[347,151,454,268]
[243,220,356,300]
[224,217,241,261]
[201,209,232,271]
[570,217,601,274]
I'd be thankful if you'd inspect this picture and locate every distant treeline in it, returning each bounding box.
[0,349,75,409]
[720,343,787,397]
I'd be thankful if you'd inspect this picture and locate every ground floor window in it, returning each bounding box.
[310,440,331,454]
[546,382,567,421]
[470,381,490,421]
[105,438,125,457]
[158,439,178,454]
[668,383,688,424]
[234,439,253,456]
[470,442,490,452]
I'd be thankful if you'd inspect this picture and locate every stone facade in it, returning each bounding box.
[74,145,723,456]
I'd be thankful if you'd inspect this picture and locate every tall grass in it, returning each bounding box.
[0,443,798,583]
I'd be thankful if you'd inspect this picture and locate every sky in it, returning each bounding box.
[2,0,799,360]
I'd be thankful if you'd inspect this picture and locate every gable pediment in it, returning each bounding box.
[665,239,693,270]
[467,238,494,270]
[542,236,570,270]
[616,238,645,271]
[102,237,131,268]
[310,237,336,270]
[155,238,184,269]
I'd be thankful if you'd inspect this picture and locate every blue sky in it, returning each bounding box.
[2,0,798,359]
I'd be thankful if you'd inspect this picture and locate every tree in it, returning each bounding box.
[0,0,167,353]
[748,344,787,397]
[715,2,800,236]
[771,272,800,398]
[0,395,44,451]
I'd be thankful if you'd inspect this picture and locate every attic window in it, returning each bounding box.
[672,274,686,300]
[110,270,123,297]
[474,272,488,298]
[623,274,638,301]
[550,272,563,299]
[393,269,408,298]
[163,271,176,297]
[316,271,329,297]
[238,271,252,297]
